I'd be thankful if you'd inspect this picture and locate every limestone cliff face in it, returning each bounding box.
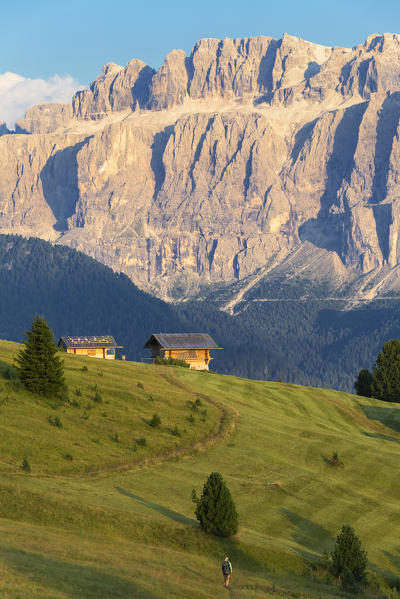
[72,60,155,119]
[15,103,73,134]
[2,33,400,299]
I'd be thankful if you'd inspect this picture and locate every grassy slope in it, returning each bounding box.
[1,340,400,598]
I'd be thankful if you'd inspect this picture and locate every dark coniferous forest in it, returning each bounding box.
[1,234,400,392]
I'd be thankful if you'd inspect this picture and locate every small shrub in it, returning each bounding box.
[70,398,81,408]
[149,413,161,427]
[48,415,62,428]
[137,382,144,390]
[330,451,344,468]
[136,436,147,446]
[98,371,103,377]
[169,425,182,437]
[74,388,82,397]
[319,551,332,572]
[5,366,18,380]
[195,398,203,407]
[201,408,208,419]
[62,453,73,461]
[21,457,31,472]
[81,365,88,372]
[154,356,190,368]
[93,391,102,403]
[111,432,120,442]
[188,413,196,424]
[148,394,154,402]
[302,563,314,580]
[60,385,69,402]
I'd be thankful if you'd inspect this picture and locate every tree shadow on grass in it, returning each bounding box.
[362,431,400,444]
[115,486,197,527]
[361,405,400,433]
[115,490,268,574]
[0,545,161,599]
[280,509,334,558]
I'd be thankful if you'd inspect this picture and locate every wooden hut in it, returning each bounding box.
[58,335,122,360]
[144,333,222,370]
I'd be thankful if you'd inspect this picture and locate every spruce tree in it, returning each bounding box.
[354,369,373,397]
[192,472,238,537]
[331,525,368,586]
[372,339,400,402]
[15,316,64,396]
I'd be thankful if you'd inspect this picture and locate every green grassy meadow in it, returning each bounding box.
[0,339,400,598]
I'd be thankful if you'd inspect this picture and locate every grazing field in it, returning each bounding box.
[0,339,400,598]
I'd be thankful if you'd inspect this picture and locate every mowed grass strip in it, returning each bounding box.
[0,340,221,474]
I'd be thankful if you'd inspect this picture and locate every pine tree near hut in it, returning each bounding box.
[192,472,238,537]
[331,525,368,589]
[16,315,64,395]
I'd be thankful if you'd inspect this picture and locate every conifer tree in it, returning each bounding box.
[372,339,400,402]
[331,525,368,586]
[192,472,238,537]
[354,369,373,397]
[16,315,64,396]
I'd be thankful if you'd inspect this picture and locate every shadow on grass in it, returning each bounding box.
[381,549,400,572]
[115,489,270,574]
[371,551,400,589]
[0,545,161,599]
[280,508,334,556]
[362,431,400,443]
[361,405,400,433]
[115,487,197,527]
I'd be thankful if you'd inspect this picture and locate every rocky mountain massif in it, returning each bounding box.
[2,33,400,302]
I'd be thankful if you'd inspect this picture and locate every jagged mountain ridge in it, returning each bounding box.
[2,32,400,299]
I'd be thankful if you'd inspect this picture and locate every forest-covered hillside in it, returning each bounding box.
[1,234,400,391]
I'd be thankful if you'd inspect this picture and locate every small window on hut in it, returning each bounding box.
[106,348,115,355]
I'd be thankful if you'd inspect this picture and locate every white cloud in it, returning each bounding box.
[0,72,84,129]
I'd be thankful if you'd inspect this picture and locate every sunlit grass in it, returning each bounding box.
[1,339,400,597]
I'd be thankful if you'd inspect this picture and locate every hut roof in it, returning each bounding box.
[144,333,222,350]
[58,335,122,349]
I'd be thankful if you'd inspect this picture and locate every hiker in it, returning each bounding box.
[222,556,232,588]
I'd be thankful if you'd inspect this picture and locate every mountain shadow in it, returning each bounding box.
[299,101,369,254]
[40,136,92,232]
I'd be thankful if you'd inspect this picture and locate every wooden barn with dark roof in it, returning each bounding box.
[144,333,222,370]
[58,335,122,360]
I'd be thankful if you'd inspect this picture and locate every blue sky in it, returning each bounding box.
[2,0,400,83]
[0,0,400,127]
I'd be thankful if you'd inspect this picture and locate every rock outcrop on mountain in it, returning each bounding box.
[2,32,400,300]
[15,103,73,134]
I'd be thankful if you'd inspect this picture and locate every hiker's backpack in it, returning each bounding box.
[222,561,231,575]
